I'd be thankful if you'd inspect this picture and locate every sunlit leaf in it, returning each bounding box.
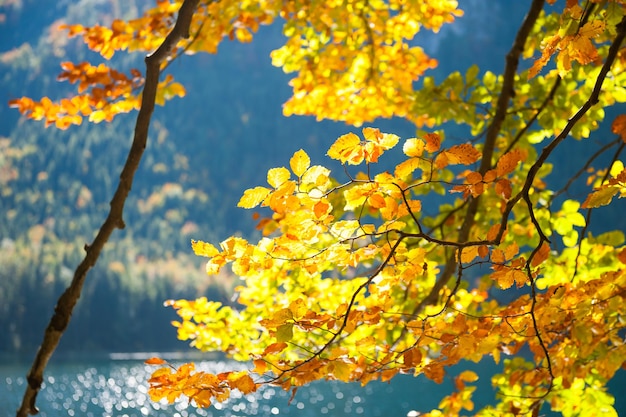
[403,138,426,157]
[191,240,220,258]
[290,149,311,177]
[267,167,291,188]
[327,132,364,164]
[238,186,271,208]
[581,186,619,208]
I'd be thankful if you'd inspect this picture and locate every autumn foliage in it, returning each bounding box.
[11,0,626,416]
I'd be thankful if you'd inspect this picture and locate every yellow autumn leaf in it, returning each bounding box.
[267,167,290,188]
[457,370,479,382]
[329,360,353,382]
[89,110,107,123]
[290,149,310,177]
[362,128,400,163]
[327,132,364,165]
[238,186,271,208]
[191,240,219,257]
[491,269,514,290]
[395,158,422,179]
[460,246,479,263]
[403,138,426,157]
[167,82,186,98]
[235,27,253,43]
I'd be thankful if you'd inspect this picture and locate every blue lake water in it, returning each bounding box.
[1,353,624,416]
[1,353,455,417]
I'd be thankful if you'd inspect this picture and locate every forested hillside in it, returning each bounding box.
[0,0,357,353]
[2,0,620,355]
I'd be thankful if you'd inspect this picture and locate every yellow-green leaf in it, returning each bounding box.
[582,186,619,208]
[276,323,294,342]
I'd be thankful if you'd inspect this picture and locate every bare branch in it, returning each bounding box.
[16,1,200,416]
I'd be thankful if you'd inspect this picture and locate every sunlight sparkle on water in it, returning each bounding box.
[1,356,429,416]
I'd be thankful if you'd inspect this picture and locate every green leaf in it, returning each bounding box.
[465,64,479,83]
[589,230,625,246]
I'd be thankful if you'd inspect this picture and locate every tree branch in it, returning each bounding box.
[16,1,200,416]
[497,15,626,245]
[412,0,546,313]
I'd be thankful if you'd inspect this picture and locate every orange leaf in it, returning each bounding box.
[145,357,167,365]
[495,179,512,199]
[228,372,257,394]
[496,149,526,177]
[458,370,479,382]
[423,362,445,383]
[611,115,626,142]
[504,241,519,260]
[465,171,482,184]
[263,342,288,355]
[369,193,386,209]
[403,347,423,368]
[491,269,514,289]
[486,224,502,241]
[492,248,505,264]
[436,143,481,167]
[617,248,626,264]
[531,242,550,267]
[424,133,441,153]
[483,169,497,183]
[460,246,479,263]
[313,200,330,218]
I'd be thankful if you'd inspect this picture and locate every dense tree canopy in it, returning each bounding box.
[11,0,626,416]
